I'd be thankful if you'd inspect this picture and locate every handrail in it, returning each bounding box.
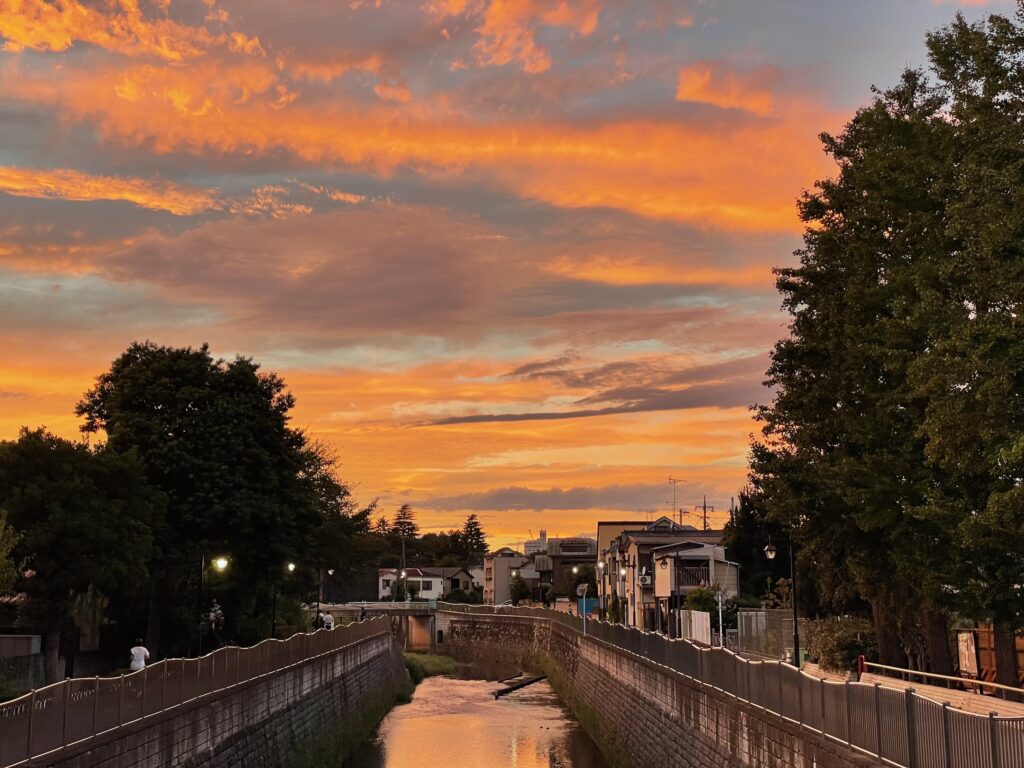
[860,657,1024,696]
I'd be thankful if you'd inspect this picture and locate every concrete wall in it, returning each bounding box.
[33,633,406,768]
[438,612,881,768]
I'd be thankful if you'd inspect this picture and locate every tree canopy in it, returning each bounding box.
[0,429,156,682]
[751,10,1024,682]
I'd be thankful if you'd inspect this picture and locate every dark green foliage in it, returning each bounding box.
[0,429,156,681]
[0,513,18,596]
[804,617,877,672]
[404,652,455,683]
[459,514,488,562]
[751,10,1024,677]
[510,575,531,605]
[391,504,419,540]
[685,587,717,616]
[75,341,366,654]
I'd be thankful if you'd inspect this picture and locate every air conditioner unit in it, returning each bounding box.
[638,575,652,587]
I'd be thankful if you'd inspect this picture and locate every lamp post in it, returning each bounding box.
[272,562,296,639]
[197,555,228,655]
[597,561,606,620]
[764,541,800,666]
[618,566,627,626]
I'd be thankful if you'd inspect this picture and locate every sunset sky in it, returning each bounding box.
[0,0,1006,546]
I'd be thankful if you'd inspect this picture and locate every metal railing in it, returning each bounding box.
[860,659,1024,700]
[438,603,1024,768]
[0,618,389,768]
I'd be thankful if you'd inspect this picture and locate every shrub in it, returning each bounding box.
[804,616,877,672]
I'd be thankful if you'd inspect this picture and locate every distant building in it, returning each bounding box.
[599,516,724,632]
[483,547,528,604]
[533,536,598,598]
[523,529,547,556]
[378,567,474,601]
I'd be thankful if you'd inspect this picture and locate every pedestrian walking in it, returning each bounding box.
[314,611,325,629]
[129,639,150,671]
[359,605,367,622]
[323,612,335,630]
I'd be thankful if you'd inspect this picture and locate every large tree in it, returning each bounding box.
[76,342,341,653]
[0,429,155,682]
[459,514,488,565]
[753,9,1024,679]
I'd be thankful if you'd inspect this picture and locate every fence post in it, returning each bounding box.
[874,683,883,760]
[989,711,1001,768]
[941,703,952,768]
[26,690,35,758]
[92,677,99,733]
[905,688,918,768]
[777,662,784,715]
[819,677,826,732]
[118,674,125,726]
[845,681,853,747]
[61,682,70,746]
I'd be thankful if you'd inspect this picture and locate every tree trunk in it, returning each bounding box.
[145,574,162,659]
[873,603,908,667]
[924,611,954,677]
[992,620,1019,690]
[43,628,61,684]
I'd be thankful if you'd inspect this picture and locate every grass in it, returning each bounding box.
[403,652,456,684]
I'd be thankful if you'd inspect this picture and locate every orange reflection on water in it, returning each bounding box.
[349,677,607,768]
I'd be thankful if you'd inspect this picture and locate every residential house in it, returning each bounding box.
[652,541,739,638]
[600,516,723,632]
[533,536,598,598]
[378,567,474,601]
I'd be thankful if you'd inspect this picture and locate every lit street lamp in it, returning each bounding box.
[198,554,229,655]
[272,561,296,639]
[764,541,801,667]
[597,561,606,619]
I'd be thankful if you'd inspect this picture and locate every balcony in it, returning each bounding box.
[675,565,710,588]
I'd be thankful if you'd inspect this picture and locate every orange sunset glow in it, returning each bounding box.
[0,0,1006,546]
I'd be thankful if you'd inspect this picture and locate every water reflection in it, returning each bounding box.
[345,675,608,768]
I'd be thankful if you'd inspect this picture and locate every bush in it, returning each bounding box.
[804,617,877,672]
[686,587,717,615]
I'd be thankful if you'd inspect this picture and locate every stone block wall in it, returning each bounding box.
[439,612,881,768]
[33,633,405,768]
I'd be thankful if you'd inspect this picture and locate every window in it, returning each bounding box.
[421,580,433,592]
[382,579,392,588]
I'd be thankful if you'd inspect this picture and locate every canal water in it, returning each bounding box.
[344,670,609,768]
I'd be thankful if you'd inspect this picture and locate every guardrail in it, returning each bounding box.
[438,603,1024,768]
[859,657,1024,700]
[0,618,389,768]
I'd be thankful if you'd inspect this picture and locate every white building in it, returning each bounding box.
[378,567,474,600]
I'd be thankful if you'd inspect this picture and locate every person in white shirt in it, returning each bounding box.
[322,613,335,630]
[129,639,150,671]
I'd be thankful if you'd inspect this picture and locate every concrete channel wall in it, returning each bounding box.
[21,627,406,768]
[437,610,881,768]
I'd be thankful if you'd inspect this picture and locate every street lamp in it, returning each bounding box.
[198,554,229,655]
[597,561,606,619]
[272,561,296,639]
[764,540,800,667]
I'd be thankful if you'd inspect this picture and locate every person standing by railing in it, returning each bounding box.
[129,638,150,671]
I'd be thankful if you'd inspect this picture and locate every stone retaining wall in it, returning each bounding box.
[439,612,881,768]
[32,633,406,768]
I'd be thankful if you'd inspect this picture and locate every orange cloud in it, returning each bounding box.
[676,62,777,116]
[542,255,771,288]
[475,0,600,73]
[0,0,221,61]
[1,58,832,231]
[0,165,219,214]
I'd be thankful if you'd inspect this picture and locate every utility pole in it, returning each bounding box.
[668,477,684,525]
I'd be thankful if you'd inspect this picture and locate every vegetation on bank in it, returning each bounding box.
[404,652,456,684]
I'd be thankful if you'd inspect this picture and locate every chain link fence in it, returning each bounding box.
[438,603,1024,768]
[0,618,389,768]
